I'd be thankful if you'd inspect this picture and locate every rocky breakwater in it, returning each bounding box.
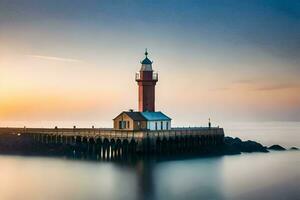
[221,136,298,155]
[0,131,298,158]
[222,136,268,154]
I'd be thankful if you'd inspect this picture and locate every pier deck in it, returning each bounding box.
[0,127,225,157]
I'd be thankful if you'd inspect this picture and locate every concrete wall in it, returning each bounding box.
[28,127,225,158]
[24,127,224,141]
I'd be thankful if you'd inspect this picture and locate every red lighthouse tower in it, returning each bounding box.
[136,50,158,112]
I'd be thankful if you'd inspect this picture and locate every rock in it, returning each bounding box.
[223,136,269,154]
[268,145,286,151]
[241,140,269,153]
[290,147,299,150]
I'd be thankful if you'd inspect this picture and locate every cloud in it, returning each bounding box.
[254,83,300,91]
[232,79,300,91]
[233,79,256,84]
[26,55,82,62]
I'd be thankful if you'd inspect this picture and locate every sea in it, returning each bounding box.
[0,121,299,200]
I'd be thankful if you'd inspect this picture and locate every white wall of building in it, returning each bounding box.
[147,120,171,130]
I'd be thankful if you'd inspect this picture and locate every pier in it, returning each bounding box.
[0,127,224,159]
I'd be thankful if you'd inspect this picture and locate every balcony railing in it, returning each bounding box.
[135,72,140,80]
[135,71,158,81]
[153,72,158,80]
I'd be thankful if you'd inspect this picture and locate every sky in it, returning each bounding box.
[0,0,300,128]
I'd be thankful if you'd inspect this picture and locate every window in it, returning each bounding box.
[166,122,169,130]
[161,121,163,130]
[119,121,127,129]
[155,122,157,130]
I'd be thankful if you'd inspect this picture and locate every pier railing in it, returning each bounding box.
[135,71,158,81]
[1,127,224,142]
[17,127,223,140]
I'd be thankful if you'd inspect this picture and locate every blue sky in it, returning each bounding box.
[0,0,299,127]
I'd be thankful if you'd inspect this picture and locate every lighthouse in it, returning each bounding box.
[135,49,158,112]
[113,50,171,131]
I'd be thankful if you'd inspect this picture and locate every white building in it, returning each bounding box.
[141,112,171,131]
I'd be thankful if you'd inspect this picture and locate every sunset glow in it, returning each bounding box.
[0,0,299,127]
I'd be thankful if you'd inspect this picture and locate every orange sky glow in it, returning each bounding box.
[0,1,299,127]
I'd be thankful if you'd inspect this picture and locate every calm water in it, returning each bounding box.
[0,122,299,200]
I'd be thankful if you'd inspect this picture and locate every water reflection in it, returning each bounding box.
[136,160,156,200]
[1,121,300,199]
[0,151,299,200]
[153,157,224,200]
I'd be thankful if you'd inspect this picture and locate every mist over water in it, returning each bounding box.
[0,121,299,200]
[224,121,300,148]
